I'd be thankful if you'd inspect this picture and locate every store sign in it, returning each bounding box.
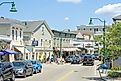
[32,40,38,46]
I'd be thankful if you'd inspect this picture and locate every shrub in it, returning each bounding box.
[108,71,120,77]
[111,66,121,71]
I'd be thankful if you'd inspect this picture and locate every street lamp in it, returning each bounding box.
[0,1,17,12]
[89,18,106,62]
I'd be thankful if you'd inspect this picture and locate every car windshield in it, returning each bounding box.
[31,61,36,64]
[13,62,24,66]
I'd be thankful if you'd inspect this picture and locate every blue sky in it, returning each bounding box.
[0,0,121,30]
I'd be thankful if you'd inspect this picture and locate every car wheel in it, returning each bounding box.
[83,63,86,65]
[30,69,33,76]
[10,74,15,81]
[39,69,41,73]
[35,69,37,74]
[0,76,3,81]
[23,71,26,78]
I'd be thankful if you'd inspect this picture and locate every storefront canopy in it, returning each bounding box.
[0,52,4,55]
[57,47,81,52]
[0,49,18,54]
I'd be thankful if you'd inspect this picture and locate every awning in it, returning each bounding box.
[1,49,18,54]
[14,47,24,54]
[25,49,30,53]
[57,48,81,52]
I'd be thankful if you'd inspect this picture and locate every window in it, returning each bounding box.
[83,28,85,30]
[12,30,14,40]
[41,39,43,46]
[42,27,44,31]
[26,53,28,59]
[49,40,51,47]
[20,30,21,38]
[16,30,17,40]
[32,53,34,59]
[42,27,44,35]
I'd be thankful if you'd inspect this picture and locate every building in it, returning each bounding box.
[112,14,121,24]
[0,17,24,62]
[52,30,81,59]
[22,20,54,62]
[71,25,106,54]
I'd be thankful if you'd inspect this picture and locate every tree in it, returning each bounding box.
[94,23,121,67]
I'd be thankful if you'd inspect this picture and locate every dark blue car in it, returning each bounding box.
[30,60,42,74]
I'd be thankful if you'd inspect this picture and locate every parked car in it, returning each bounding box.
[71,55,81,64]
[29,60,42,74]
[65,55,75,63]
[12,60,33,78]
[0,62,15,81]
[92,54,100,60]
[83,55,94,66]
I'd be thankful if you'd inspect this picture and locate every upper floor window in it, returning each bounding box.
[20,29,22,38]
[42,27,44,32]
[16,30,17,40]
[41,39,43,46]
[49,40,51,47]
[12,30,14,40]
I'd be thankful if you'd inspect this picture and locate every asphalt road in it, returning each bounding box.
[16,61,101,81]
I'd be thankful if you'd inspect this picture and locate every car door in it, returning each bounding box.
[1,62,12,80]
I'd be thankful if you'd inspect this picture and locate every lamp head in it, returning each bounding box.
[10,3,17,12]
[89,18,93,25]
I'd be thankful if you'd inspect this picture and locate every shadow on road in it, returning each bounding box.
[82,76,111,81]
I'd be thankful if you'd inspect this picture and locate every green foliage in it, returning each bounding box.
[108,71,120,77]
[111,66,121,71]
[95,23,121,61]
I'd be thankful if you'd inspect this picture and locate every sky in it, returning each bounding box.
[0,0,121,30]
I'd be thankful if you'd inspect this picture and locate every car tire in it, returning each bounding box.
[0,76,4,81]
[39,69,41,73]
[30,69,33,76]
[35,69,37,74]
[10,74,15,81]
[23,71,26,78]
[83,63,86,65]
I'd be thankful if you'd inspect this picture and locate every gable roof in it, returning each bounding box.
[22,20,54,36]
[113,14,121,20]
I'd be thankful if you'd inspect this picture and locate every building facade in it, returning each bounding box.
[23,20,54,62]
[71,25,106,54]
[52,30,81,59]
[0,17,24,62]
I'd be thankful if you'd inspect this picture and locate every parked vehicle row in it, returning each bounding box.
[0,60,42,81]
[64,53,101,65]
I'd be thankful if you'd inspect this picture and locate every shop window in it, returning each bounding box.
[26,53,28,59]
[32,53,34,59]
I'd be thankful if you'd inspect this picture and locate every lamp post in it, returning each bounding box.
[0,1,17,12]
[89,18,106,63]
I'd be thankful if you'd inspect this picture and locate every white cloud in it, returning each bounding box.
[95,3,121,15]
[57,0,81,4]
[64,17,69,21]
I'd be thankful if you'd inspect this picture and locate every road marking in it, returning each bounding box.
[56,70,74,81]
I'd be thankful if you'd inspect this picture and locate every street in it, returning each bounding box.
[15,61,101,81]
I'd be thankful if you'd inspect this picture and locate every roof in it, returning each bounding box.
[52,30,77,35]
[0,17,22,25]
[113,14,121,20]
[22,20,54,36]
